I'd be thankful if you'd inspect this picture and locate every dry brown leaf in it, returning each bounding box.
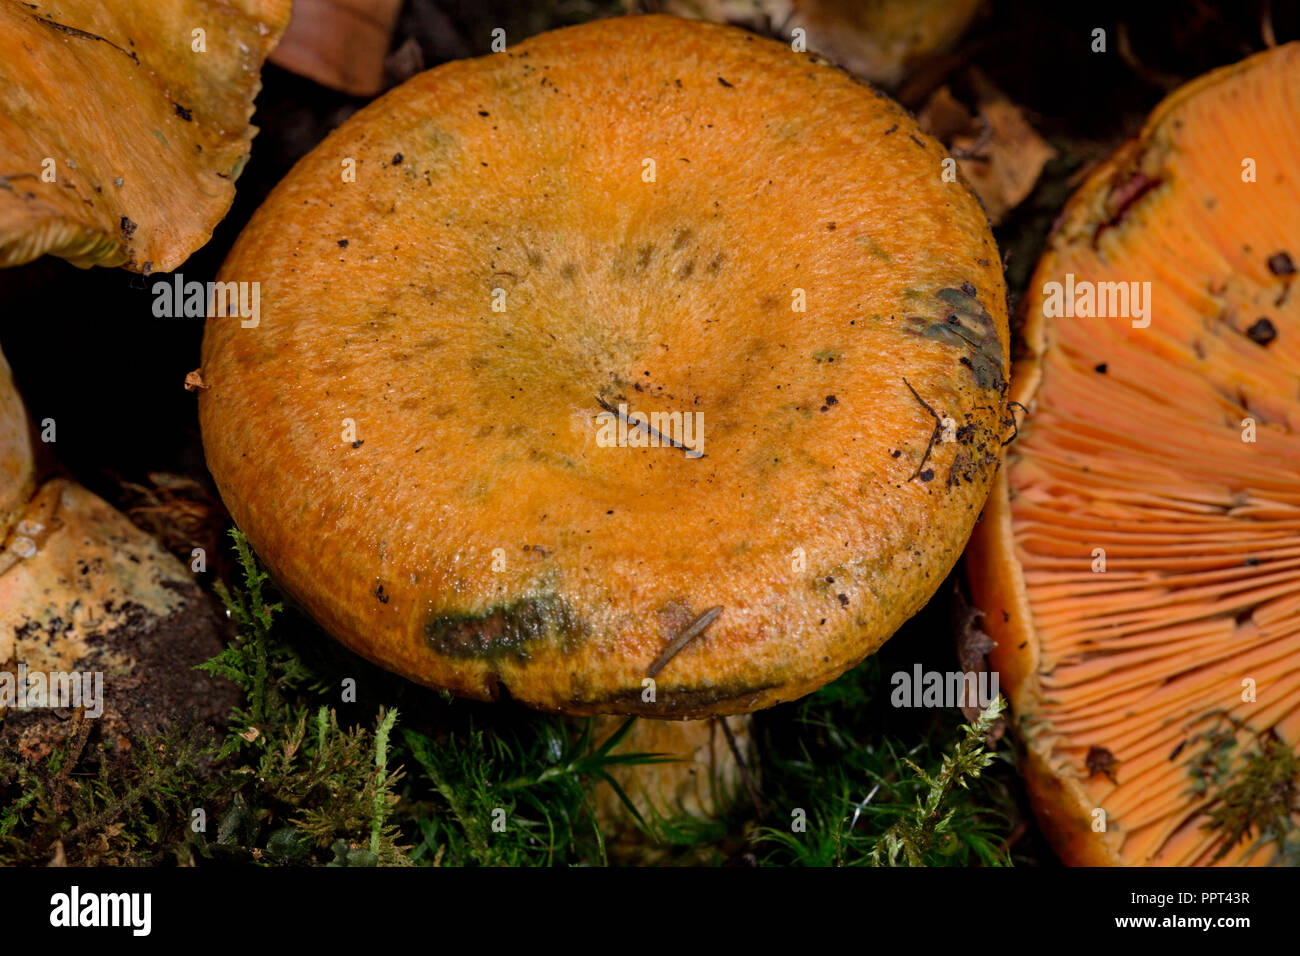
[270,0,403,96]
[919,71,1056,224]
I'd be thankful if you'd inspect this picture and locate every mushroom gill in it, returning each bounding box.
[968,42,1300,866]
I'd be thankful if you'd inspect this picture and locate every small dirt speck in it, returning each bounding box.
[1246,317,1277,345]
[1086,746,1118,782]
[1267,251,1295,276]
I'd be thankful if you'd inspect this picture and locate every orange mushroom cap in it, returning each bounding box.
[968,43,1300,865]
[0,0,290,271]
[200,15,1009,717]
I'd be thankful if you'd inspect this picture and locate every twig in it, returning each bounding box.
[647,605,723,677]
[902,377,942,481]
[1002,400,1028,446]
[595,395,704,459]
[717,716,765,818]
[1116,21,1183,91]
[999,818,1029,857]
[848,782,882,832]
[949,116,992,161]
[50,714,92,814]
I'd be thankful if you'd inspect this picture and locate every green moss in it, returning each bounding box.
[751,657,1016,867]
[0,530,1022,868]
[1187,713,1300,862]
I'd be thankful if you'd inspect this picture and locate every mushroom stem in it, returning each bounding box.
[592,714,755,853]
